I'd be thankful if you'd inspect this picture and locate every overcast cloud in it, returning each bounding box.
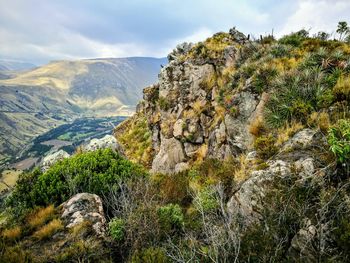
[0,0,349,64]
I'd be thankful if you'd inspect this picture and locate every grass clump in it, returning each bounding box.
[1,226,21,241]
[32,219,63,240]
[27,205,55,229]
[254,134,278,159]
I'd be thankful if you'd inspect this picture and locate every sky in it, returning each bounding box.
[0,0,349,65]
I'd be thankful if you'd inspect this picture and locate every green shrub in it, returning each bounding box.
[279,30,309,47]
[328,119,350,164]
[7,149,146,211]
[254,134,278,159]
[158,96,170,111]
[109,218,125,242]
[193,187,219,212]
[131,247,169,263]
[157,204,184,233]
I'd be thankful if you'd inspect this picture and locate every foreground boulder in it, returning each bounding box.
[60,193,107,237]
[41,149,70,171]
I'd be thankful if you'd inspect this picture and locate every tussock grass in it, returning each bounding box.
[27,205,55,229]
[2,226,21,241]
[32,219,63,240]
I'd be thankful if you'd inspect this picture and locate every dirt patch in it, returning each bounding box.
[10,157,39,170]
[0,169,22,191]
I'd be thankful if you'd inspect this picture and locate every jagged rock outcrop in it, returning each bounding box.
[125,29,264,174]
[83,134,124,155]
[227,128,324,226]
[60,193,107,237]
[41,149,70,171]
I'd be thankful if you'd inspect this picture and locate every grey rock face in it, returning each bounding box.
[227,160,291,225]
[83,135,124,155]
[61,193,107,237]
[288,218,317,262]
[282,129,318,151]
[151,137,186,174]
[41,150,70,171]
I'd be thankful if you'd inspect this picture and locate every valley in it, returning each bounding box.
[0,57,166,164]
[0,116,126,190]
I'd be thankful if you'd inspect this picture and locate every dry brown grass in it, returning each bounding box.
[307,111,331,133]
[194,144,208,164]
[2,226,21,241]
[192,100,207,115]
[276,121,304,146]
[233,154,250,182]
[32,219,63,240]
[27,205,55,229]
[249,116,267,137]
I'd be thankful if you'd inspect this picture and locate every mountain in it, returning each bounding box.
[0,57,166,165]
[0,59,36,71]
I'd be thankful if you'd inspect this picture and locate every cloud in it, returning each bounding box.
[278,0,350,37]
[0,0,349,64]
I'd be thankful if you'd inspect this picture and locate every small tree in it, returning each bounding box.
[336,21,349,41]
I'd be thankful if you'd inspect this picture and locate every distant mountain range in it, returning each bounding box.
[0,59,37,71]
[0,57,166,165]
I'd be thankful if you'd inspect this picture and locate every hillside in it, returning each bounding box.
[1,28,350,262]
[0,57,166,165]
[0,60,36,71]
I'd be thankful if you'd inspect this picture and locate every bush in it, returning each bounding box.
[109,218,125,242]
[7,149,146,211]
[193,186,219,212]
[157,204,184,233]
[131,247,169,263]
[279,30,309,47]
[328,119,350,164]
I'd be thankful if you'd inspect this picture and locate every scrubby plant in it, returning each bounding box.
[279,29,309,47]
[131,247,169,263]
[328,119,350,164]
[157,204,184,233]
[6,149,146,213]
[109,218,125,242]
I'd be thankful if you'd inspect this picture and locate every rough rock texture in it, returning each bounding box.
[41,149,70,171]
[125,29,264,174]
[60,193,107,237]
[288,218,317,262]
[83,134,124,155]
[227,129,322,226]
[227,160,291,225]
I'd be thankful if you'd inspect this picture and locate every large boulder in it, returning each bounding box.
[227,160,291,226]
[41,149,70,171]
[60,193,107,237]
[151,137,186,174]
[83,135,124,155]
